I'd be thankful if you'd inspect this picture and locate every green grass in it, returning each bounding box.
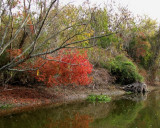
[87,94,111,102]
[125,91,132,95]
[0,104,12,109]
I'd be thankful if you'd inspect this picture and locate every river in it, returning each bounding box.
[0,90,160,128]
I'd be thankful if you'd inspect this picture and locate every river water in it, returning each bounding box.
[0,90,160,128]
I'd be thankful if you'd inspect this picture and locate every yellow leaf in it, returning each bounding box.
[37,69,39,76]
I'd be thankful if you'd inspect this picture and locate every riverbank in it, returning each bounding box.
[0,84,126,116]
[0,83,159,117]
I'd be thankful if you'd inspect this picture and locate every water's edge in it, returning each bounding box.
[0,85,158,117]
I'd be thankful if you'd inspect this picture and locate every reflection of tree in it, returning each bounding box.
[128,90,160,128]
[122,93,148,102]
[0,101,111,128]
[91,99,144,128]
[45,113,93,128]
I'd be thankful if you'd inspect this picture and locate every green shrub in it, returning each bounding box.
[104,54,144,85]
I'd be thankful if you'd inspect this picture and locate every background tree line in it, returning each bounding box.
[0,0,160,87]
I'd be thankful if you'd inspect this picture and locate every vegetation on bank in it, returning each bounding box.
[0,0,160,90]
[101,54,144,85]
[0,104,12,109]
[87,95,111,102]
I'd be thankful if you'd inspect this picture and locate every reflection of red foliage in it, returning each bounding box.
[72,113,93,128]
[45,113,93,128]
[32,49,93,86]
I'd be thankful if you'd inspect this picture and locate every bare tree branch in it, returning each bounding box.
[0,4,31,56]
[31,32,117,58]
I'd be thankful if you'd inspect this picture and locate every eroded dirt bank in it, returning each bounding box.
[0,84,125,116]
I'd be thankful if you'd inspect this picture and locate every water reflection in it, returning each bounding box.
[91,97,144,128]
[0,90,160,128]
[121,93,148,102]
[45,113,93,128]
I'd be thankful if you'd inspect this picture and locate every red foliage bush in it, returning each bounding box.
[32,49,93,86]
